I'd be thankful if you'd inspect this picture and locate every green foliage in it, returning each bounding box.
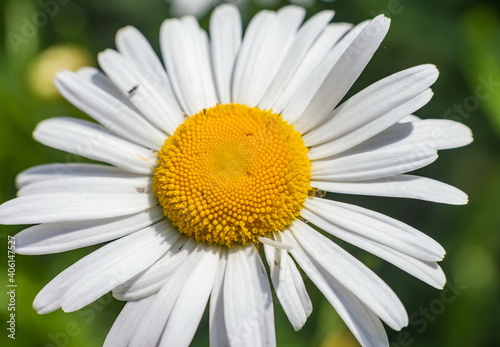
[463,6,500,137]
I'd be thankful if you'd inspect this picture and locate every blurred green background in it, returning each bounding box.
[0,0,499,346]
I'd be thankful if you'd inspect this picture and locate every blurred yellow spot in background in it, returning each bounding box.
[27,44,92,99]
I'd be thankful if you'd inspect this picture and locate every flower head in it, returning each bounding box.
[0,5,472,347]
[153,103,311,246]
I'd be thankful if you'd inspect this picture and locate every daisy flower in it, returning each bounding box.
[0,5,472,347]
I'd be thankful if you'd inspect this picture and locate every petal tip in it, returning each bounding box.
[117,25,137,36]
[213,3,238,14]
[33,297,58,315]
[373,14,392,25]
[448,189,469,205]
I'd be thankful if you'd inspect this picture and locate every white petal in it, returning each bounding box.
[311,145,438,181]
[113,237,196,300]
[308,89,435,159]
[291,15,391,132]
[324,117,463,160]
[303,197,445,261]
[285,252,313,318]
[263,242,312,330]
[159,246,220,347]
[301,205,447,288]
[59,221,178,312]
[369,246,447,289]
[258,236,292,250]
[170,0,213,17]
[16,163,135,188]
[281,229,389,347]
[55,70,165,150]
[18,175,152,196]
[274,22,354,117]
[115,26,185,133]
[33,117,156,174]
[77,66,133,105]
[210,4,242,104]
[302,204,446,287]
[420,119,473,149]
[97,49,182,135]
[14,207,163,255]
[0,192,156,225]
[232,6,305,106]
[289,221,408,330]
[230,10,273,105]
[33,221,177,314]
[303,64,439,149]
[129,243,208,347]
[258,10,335,110]
[399,114,421,123]
[317,118,473,166]
[382,119,473,150]
[160,16,217,115]
[209,248,229,347]
[103,295,156,347]
[224,246,275,347]
[312,174,469,205]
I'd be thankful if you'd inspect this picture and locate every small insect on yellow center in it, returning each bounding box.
[153,103,311,247]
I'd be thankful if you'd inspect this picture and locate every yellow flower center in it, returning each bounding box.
[153,103,311,247]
